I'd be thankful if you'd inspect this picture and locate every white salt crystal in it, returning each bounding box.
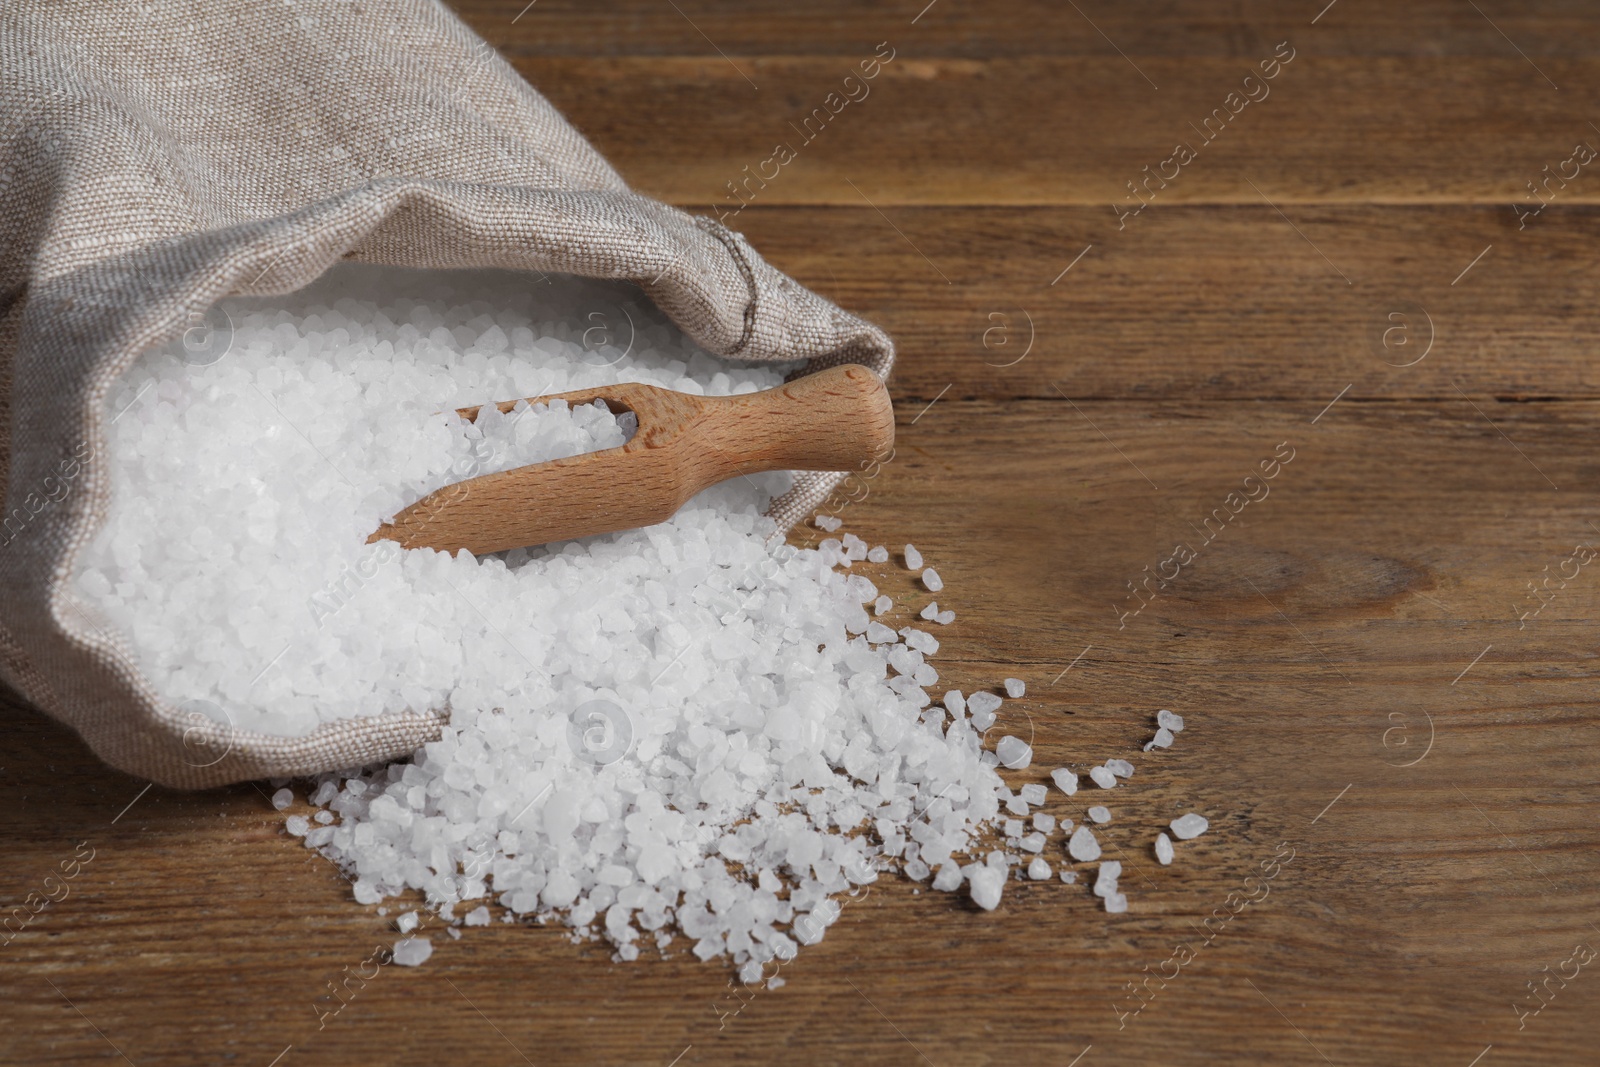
[1059,870,1078,885]
[1093,860,1122,897]
[285,815,310,837]
[935,610,955,625]
[271,788,293,811]
[1106,758,1135,778]
[873,595,892,615]
[1144,726,1175,751]
[464,906,491,926]
[1089,766,1117,789]
[1170,813,1209,840]
[996,735,1032,769]
[1157,709,1184,732]
[1067,826,1101,862]
[943,690,966,717]
[396,911,420,933]
[1103,891,1128,914]
[1005,796,1030,816]
[867,546,889,564]
[1027,857,1051,880]
[904,544,923,570]
[1019,832,1046,853]
[816,515,843,532]
[1004,678,1026,698]
[1019,784,1047,806]
[1032,813,1056,833]
[1087,805,1111,824]
[1050,768,1079,796]
[921,568,943,592]
[392,938,432,966]
[1004,818,1025,838]
[967,691,1002,731]
[968,866,1004,911]
[920,601,939,621]
[1155,833,1175,865]
[932,864,964,892]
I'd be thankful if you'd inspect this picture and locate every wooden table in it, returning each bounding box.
[5,2,1599,1063]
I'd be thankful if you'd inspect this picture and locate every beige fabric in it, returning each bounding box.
[0,0,893,788]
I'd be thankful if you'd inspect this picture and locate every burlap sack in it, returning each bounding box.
[0,0,894,788]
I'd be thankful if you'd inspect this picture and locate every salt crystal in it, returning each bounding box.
[271,788,293,811]
[1093,860,1122,897]
[1087,805,1111,824]
[1067,826,1101,862]
[967,691,1002,731]
[1005,818,1025,838]
[873,595,892,615]
[996,735,1032,769]
[943,690,966,717]
[921,568,943,592]
[1144,726,1175,751]
[1004,678,1025,698]
[1032,813,1056,833]
[935,610,955,625]
[1059,870,1078,885]
[920,601,939,620]
[1155,833,1174,865]
[1027,857,1051,880]
[968,866,1004,910]
[1050,768,1079,796]
[1019,832,1046,853]
[867,546,889,564]
[396,911,420,933]
[1106,759,1135,778]
[1157,709,1184,733]
[392,938,432,966]
[1019,784,1047,806]
[1170,813,1209,840]
[904,544,923,570]
[1088,766,1117,789]
[464,906,491,926]
[285,815,309,837]
[1103,891,1128,914]
[816,515,843,532]
[932,865,964,892]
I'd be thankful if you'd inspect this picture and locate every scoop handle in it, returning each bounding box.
[690,363,896,476]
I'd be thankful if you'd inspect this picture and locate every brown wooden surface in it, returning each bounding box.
[5,2,1600,1065]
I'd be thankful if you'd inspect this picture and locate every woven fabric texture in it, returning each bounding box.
[0,0,893,787]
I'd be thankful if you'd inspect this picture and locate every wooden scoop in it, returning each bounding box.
[369,363,894,556]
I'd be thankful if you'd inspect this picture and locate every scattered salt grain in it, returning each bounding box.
[1019,784,1047,806]
[1032,813,1056,833]
[1067,826,1101,862]
[996,735,1033,769]
[285,815,309,837]
[1155,833,1175,865]
[1170,813,1209,840]
[1093,861,1121,897]
[392,938,432,966]
[1004,818,1025,838]
[1106,759,1135,778]
[1059,870,1078,885]
[1004,678,1026,698]
[1103,892,1128,915]
[1020,832,1046,853]
[1144,727,1175,752]
[904,544,923,570]
[1050,768,1079,796]
[1028,857,1052,880]
[816,515,843,532]
[1087,805,1111,824]
[920,601,940,621]
[967,691,1003,730]
[873,596,892,615]
[921,568,943,592]
[464,906,491,927]
[1157,709,1185,733]
[396,911,420,934]
[935,610,956,625]
[932,865,964,892]
[867,546,889,564]
[1089,766,1117,789]
[968,866,1005,911]
[271,788,293,811]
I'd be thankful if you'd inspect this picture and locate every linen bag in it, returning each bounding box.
[0,0,893,787]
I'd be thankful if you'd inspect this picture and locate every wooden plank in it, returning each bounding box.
[726,204,1600,402]
[504,56,1600,207]
[3,399,1599,1065]
[457,0,1600,59]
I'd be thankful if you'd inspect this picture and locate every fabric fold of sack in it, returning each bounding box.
[0,0,893,787]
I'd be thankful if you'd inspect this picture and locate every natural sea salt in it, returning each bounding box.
[1154,832,1175,866]
[1171,813,1209,840]
[84,266,1126,972]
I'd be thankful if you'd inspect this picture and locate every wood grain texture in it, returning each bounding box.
[5,2,1600,1065]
